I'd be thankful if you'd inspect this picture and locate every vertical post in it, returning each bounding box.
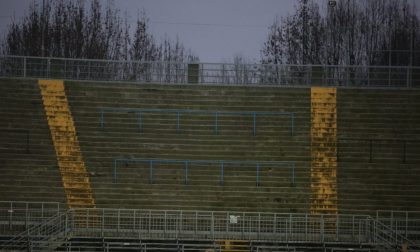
[285,214,288,242]
[23,57,27,78]
[211,212,214,239]
[117,209,120,233]
[164,211,167,237]
[102,209,105,237]
[288,214,292,242]
[195,211,198,238]
[214,112,219,135]
[226,212,229,235]
[113,159,117,183]
[100,110,104,129]
[321,215,325,243]
[133,210,136,232]
[137,112,142,133]
[47,58,51,78]
[65,213,68,237]
[176,112,180,134]
[220,161,224,185]
[336,215,339,241]
[405,212,408,239]
[346,65,349,87]
[273,213,277,236]
[184,161,188,185]
[150,160,154,184]
[258,213,261,240]
[253,112,257,137]
[148,210,151,235]
[179,210,183,237]
[241,212,244,239]
[388,65,391,87]
[291,113,295,136]
[291,163,295,187]
[305,214,308,242]
[256,163,260,187]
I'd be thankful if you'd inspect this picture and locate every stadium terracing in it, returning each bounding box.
[1,55,420,251]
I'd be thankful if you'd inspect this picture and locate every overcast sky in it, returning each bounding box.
[0,0,304,62]
[2,0,417,62]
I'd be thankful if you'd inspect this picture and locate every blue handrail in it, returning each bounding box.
[99,107,295,136]
[113,158,296,186]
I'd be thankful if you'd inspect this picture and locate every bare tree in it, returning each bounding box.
[261,0,420,67]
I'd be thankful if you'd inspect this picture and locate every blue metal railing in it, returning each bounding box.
[112,158,296,186]
[99,107,295,136]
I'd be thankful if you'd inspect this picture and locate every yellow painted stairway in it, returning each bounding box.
[310,87,338,215]
[39,80,95,209]
[216,240,250,252]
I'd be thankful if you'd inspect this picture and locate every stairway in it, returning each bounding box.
[216,240,250,252]
[38,79,95,209]
[310,87,338,215]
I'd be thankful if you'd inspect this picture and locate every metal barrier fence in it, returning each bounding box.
[29,239,222,252]
[69,208,372,243]
[0,201,61,234]
[376,210,420,242]
[1,211,69,251]
[337,138,420,164]
[113,158,296,186]
[99,107,295,136]
[1,55,420,87]
[1,205,419,251]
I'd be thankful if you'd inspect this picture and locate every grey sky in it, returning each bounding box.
[0,0,299,62]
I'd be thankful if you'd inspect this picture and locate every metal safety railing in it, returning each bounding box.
[0,210,69,251]
[337,138,420,164]
[1,204,419,251]
[69,208,372,243]
[99,107,295,136]
[376,210,420,242]
[0,201,61,234]
[30,240,222,252]
[112,158,296,186]
[1,55,420,88]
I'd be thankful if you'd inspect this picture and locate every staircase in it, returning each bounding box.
[310,87,338,215]
[216,240,250,252]
[0,211,69,251]
[38,79,95,209]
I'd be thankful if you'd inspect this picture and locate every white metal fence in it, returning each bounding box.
[1,204,420,251]
[69,208,372,243]
[0,201,61,234]
[1,55,420,88]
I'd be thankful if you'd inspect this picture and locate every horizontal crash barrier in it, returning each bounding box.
[99,107,295,136]
[112,158,296,186]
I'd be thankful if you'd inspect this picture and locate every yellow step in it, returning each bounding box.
[39,79,95,209]
[311,87,338,215]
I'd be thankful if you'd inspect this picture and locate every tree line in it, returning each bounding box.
[2,0,198,62]
[2,0,419,69]
[261,0,420,66]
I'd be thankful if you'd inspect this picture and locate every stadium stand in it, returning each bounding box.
[1,56,420,251]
